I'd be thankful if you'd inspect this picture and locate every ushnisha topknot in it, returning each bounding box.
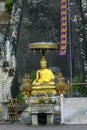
[40,56,47,65]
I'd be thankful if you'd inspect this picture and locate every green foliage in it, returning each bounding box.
[5,0,14,11]
[39,98,45,104]
[72,75,87,96]
[17,92,24,103]
[72,74,83,93]
[73,74,83,83]
[29,71,36,83]
[48,99,56,104]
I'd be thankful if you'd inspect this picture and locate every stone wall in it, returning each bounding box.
[63,98,87,124]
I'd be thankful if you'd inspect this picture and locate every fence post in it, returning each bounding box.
[60,94,64,124]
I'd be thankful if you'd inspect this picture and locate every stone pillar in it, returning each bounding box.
[47,114,53,125]
[32,114,38,125]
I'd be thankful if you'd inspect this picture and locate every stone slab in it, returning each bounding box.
[63,98,87,124]
[30,104,54,113]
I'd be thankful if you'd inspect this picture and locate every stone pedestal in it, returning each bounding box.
[47,114,53,124]
[30,104,54,125]
[32,114,38,125]
[31,113,53,125]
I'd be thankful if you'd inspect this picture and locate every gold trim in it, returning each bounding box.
[29,42,57,50]
[32,86,56,89]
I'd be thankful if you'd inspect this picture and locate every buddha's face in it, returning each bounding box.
[40,62,47,69]
[40,56,47,69]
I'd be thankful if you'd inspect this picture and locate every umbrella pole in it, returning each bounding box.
[42,49,45,56]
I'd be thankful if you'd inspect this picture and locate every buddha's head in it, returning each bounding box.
[40,56,47,69]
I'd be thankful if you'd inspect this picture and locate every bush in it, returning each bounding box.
[5,0,14,11]
[17,92,24,103]
[29,71,36,83]
[72,75,86,96]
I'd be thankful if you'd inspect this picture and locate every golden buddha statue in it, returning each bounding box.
[33,56,55,85]
[31,56,57,96]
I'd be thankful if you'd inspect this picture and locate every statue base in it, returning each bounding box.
[31,85,57,96]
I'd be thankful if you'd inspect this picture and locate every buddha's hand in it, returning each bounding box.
[43,81,48,83]
[35,79,39,82]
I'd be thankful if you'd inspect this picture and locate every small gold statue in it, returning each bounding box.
[56,72,67,94]
[20,74,31,98]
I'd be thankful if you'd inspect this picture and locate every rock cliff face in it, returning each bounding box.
[17,0,70,83]
[0,0,87,97]
[15,0,87,83]
[0,0,24,98]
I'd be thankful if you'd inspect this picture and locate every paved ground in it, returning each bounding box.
[0,122,87,130]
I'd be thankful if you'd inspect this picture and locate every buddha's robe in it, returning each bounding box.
[37,68,54,83]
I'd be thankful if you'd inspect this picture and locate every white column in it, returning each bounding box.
[60,94,64,124]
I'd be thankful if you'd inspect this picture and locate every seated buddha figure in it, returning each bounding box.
[31,56,57,96]
[32,56,55,86]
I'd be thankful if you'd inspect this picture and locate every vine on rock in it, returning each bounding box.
[5,0,14,11]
